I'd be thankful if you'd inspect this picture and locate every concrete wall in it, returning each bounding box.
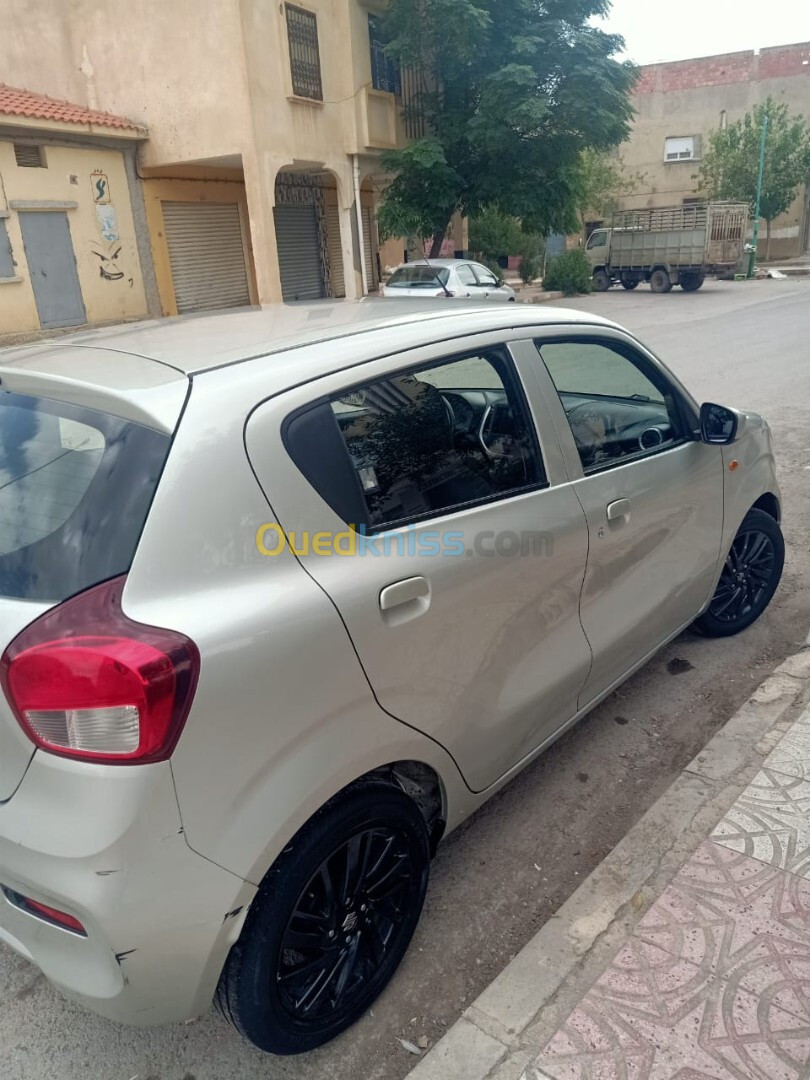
[0,139,148,335]
[619,42,810,260]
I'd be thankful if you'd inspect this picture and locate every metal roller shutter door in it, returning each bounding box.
[325,204,345,298]
[161,202,250,313]
[274,205,324,302]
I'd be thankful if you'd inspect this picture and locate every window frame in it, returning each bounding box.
[285,3,324,101]
[664,135,697,163]
[534,333,698,478]
[283,344,549,534]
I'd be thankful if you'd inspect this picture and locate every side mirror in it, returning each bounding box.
[700,402,739,445]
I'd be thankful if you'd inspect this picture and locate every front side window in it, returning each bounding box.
[536,339,685,474]
[586,230,608,250]
[455,264,478,287]
[285,4,323,100]
[315,350,545,531]
[473,265,499,287]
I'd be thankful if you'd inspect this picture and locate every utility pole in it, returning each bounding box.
[747,113,769,278]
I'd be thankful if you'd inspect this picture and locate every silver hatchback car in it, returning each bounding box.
[0,302,783,1055]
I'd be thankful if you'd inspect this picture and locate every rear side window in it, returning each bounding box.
[285,349,545,532]
[0,392,170,601]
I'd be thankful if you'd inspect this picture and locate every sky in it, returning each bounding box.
[596,0,810,65]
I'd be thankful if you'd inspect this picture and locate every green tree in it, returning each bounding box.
[697,98,810,260]
[377,0,637,256]
[571,148,644,240]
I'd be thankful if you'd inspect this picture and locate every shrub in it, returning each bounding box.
[542,249,592,295]
[516,233,545,284]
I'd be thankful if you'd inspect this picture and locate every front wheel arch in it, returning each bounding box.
[751,492,781,524]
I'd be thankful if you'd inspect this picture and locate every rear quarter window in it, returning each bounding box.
[0,392,170,601]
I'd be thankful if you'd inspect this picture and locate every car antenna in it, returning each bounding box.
[420,248,453,298]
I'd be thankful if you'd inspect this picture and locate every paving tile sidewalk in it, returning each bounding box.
[406,649,810,1080]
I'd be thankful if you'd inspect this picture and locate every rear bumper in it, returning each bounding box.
[0,753,255,1026]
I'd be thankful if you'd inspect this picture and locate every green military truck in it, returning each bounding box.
[585,202,749,293]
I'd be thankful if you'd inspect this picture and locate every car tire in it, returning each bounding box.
[621,279,639,290]
[216,780,430,1055]
[650,269,672,293]
[693,509,784,638]
[592,269,611,292]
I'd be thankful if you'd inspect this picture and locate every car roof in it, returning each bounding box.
[0,300,615,380]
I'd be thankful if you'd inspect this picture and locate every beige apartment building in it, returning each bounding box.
[616,42,810,261]
[1,0,415,325]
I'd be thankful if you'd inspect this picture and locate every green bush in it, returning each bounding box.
[542,249,592,295]
[516,233,545,284]
[468,208,523,264]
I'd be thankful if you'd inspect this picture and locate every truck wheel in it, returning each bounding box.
[621,279,639,290]
[680,272,705,292]
[592,269,610,292]
[650,269,672,294]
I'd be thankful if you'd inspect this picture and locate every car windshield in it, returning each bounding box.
[387,266,450,288]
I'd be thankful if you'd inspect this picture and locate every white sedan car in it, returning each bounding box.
[380,258,517,301]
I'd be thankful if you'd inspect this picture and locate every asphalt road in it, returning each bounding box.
[2,279,809,1080]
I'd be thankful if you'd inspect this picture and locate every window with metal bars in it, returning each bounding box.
[285,4,323,101]
[368,14,401,96]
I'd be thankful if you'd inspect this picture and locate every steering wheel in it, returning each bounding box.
[566,401,610,467]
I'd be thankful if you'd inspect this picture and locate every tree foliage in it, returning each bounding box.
[571,148,644,236]
[377,0,637,254]
[697,98,810,258]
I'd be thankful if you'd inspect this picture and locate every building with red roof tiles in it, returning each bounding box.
[0,83,151,336]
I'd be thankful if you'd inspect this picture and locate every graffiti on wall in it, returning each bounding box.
[92,200,132,285]
[91,239,125,281]
[91,171,111,204]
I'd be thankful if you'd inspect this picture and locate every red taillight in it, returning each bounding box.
[0,577,199,765]
[16,895,86,935]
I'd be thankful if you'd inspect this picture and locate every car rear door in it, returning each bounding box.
[245,333,592,792]
[530,329,724,707]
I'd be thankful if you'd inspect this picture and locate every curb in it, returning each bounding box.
[516,291,564,304]
[405,644,810,1080]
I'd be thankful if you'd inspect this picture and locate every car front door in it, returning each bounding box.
[530,330,724,707]
[245,337,592,792]
[472,263,508,299]
[453,262,478,297]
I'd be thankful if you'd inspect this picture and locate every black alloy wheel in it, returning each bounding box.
[216,781,430,1054]
[277,826,419,1022]
[694,509,784,637]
